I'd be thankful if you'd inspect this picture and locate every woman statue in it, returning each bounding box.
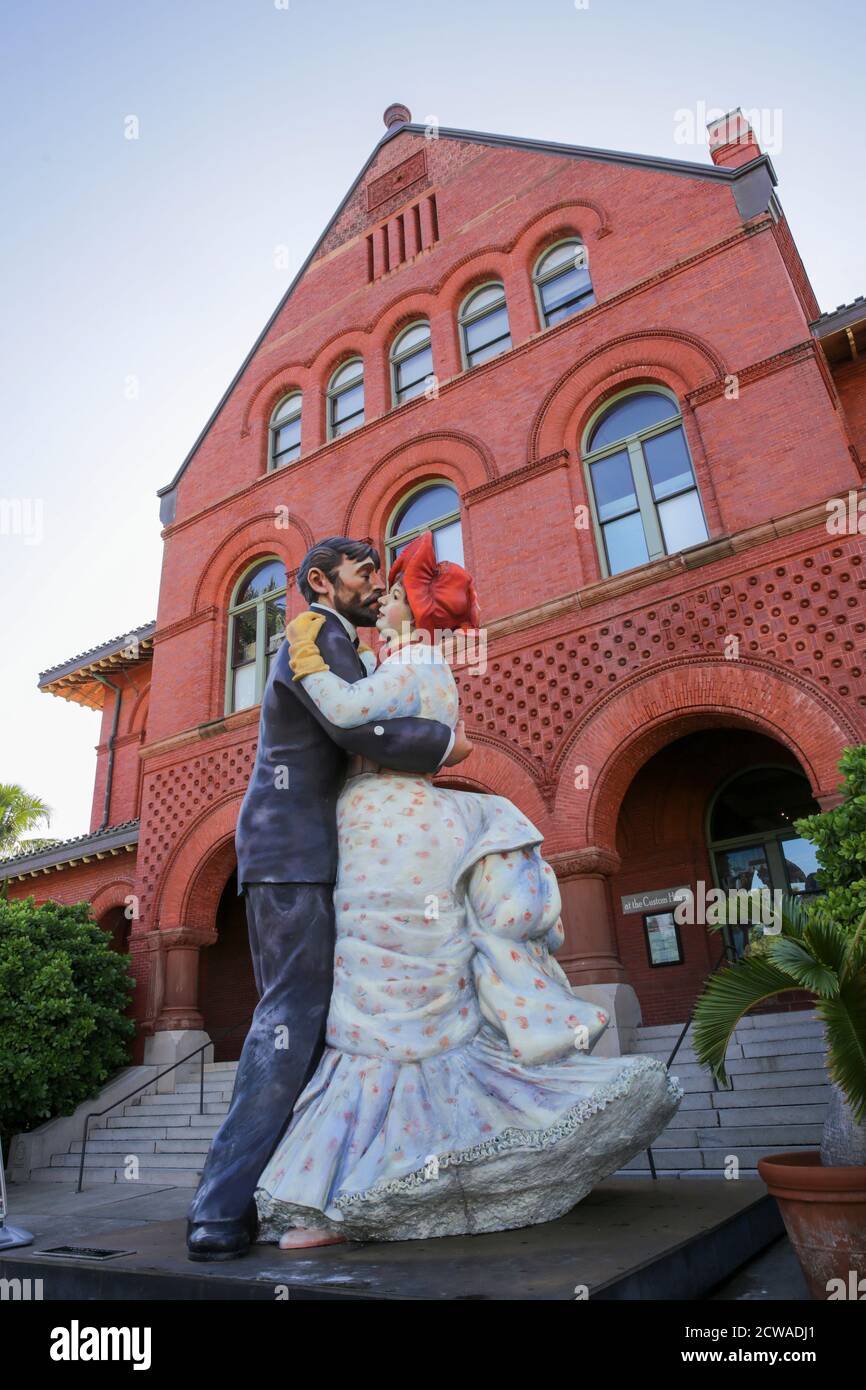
[254,532,682,1246]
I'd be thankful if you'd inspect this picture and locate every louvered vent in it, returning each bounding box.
[366,194,439,282]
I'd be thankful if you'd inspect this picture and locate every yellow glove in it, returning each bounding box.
[286,611,329,681]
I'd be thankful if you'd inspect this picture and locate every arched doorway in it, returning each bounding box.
[98,904,131,955]
[198,869,259,1061]
[609,728,820,1026]
[707,765,821,956]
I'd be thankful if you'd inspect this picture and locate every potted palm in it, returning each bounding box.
[691,748,866,1301]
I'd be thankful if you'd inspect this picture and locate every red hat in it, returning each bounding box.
[388,531,481,638]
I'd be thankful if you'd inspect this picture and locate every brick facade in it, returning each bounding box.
[8,110,865,1060]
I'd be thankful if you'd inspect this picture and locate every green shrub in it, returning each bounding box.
[0,896,135,1149]
[795,745,866,934]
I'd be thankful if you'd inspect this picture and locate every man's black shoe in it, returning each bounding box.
[186,1201,258,1262]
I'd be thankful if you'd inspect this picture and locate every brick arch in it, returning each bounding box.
[366,291,438,348]
[128,685,150,735]
[154,794,241,932]
[549,657,856,855]
[241,365,313,437]
[191,510,312,613]
[509,200,613,270]
[311,336,369,387]
[529,329,727,461]
[91,877,136,921]
[435,253,514,319]
[341,430,497,541]
[439,735,551,826]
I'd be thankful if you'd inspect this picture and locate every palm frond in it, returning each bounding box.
[766,936,839,996]
[815,974,866,1123]
[691,957,797,1085]
[803,917,850,975]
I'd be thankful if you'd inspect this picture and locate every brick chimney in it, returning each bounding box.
[706,107,761,169]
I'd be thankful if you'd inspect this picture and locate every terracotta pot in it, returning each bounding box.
[757,1150,866,1300]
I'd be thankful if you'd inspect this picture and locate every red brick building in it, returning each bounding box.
[5,104,865,1063]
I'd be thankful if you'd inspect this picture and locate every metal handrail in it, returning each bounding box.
[76,1014,253,1192]
[644,944,732,1179]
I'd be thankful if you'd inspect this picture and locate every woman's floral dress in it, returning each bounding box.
[254,642,683,1241]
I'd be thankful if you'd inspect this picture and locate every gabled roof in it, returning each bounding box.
[0,820,139,881]
[156,115,779,525]
[812,296,866,366]
[811,296,866,334]
[39,621,156,710]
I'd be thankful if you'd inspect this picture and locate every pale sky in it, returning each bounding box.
[1,0,863,843]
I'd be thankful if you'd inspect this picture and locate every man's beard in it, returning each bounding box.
[331,582,379,629]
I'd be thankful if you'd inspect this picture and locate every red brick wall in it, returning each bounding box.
[31,124,866,1035]
[89,664,151,831]
[835,356,866,463]
[609,728,811,1025]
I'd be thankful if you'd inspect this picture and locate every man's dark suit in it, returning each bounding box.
[187,607,452,1226]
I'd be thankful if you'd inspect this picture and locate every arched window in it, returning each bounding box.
[583,388,709,578]
[390,321,433,405]
[707,766,821,957]
[269,393,302,470]
[533,239,595,327]
[327,359,364,439]
[386,482,463,569]
[226,558,287,712]
[458,283,511,369]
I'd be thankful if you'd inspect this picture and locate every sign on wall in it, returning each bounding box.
[620,885,691,916]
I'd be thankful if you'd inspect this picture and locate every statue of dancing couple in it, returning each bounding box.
[186,533,682,1259]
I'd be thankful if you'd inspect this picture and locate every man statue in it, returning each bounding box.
[186,537,470,1260]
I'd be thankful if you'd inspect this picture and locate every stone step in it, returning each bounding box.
[34,1167,203,1186]
[733,1022,824,1046]
[700,1144,818,1166]
[133,1091,232,1107]
[621,1149,701,1170]
[26,1167,118,1185]
[69,1138,160,1155]
[661,1061,828,1095]
[677,1088,726,1109]
[119,1103,229,1119]
[154,1139,213,1154]
[723,1065,829,1090]
[739,1035,825,1058]
[52,1150,205,1171]
[69,1139,213,1157]
[178,1063,239,1078]
[51,1152,143,1169]
[106,1112,221,1130]
[134,1168,202,1186]
[653,1129,699,1148]
[695,1123,825,1147]
[711,1086,830,1111]
[666,1106,712,1128]
[622,1140,817,1171]
[174,1082,237,1096]
[637,1010,817,1033]
[610,1168,749,1180]
[656,1064,716,1088]
[632,1041,744,1062]
[661,1099,828,1127]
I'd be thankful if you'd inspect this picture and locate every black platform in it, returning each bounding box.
[1,1176,783,1300]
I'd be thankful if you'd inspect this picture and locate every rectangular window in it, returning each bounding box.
[395,344,433,403]
[331,383,365,436]
[464,307,511,367]
[588,421,709,578]
[272,417,301,467]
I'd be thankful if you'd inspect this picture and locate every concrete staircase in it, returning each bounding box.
[28,1063,238,1186]
[28,1010,829,1185]
[619,1009,829,1176]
